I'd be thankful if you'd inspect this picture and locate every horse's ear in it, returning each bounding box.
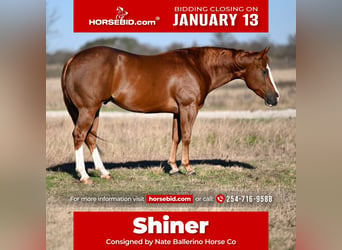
[264,47,271,56]
[257,47,270,59]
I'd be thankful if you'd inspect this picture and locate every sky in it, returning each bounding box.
[46,1,296,53]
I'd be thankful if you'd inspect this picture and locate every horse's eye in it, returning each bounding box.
[262,70,268,75]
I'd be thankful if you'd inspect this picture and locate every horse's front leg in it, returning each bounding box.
[179,103,198,175]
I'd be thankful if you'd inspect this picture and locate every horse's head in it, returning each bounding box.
[116,7,128,15]
[239,47,280,107]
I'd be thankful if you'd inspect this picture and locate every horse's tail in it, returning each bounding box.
[61,57,78,125]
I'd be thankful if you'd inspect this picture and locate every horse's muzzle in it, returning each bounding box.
[265,94,279,107]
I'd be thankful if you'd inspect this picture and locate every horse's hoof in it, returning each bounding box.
[80,177,93,184]
[101,174,111,180]
[186,170,196,176]
[169,169,180,175]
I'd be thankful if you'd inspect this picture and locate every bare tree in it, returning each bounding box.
[211,33,237,47]
[166,42,185,51]
[46,2,59,51]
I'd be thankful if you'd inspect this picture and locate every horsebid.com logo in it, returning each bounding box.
[88,5,158,26]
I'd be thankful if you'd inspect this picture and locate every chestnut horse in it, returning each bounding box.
[61,46,279,183]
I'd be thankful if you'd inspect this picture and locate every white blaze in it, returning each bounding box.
[266,64,280,98]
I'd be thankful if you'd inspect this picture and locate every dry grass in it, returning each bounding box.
[47,117,295,171]
[46,116,295,249]
[46,68,296,111]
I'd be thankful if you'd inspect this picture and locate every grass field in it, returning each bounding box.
[46,68,296,249]
[46,116,295,249]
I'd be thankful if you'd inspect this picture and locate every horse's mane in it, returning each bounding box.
[171,47,249,71]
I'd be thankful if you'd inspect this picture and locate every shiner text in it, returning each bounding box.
[133,215,209,234]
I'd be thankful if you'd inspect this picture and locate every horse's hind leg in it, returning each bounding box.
[85,111,111,179]
[73,108,98,184]
[168,114,181,175]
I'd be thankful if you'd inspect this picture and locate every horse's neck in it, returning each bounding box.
[200,49,246,92]
[208,69,236,91]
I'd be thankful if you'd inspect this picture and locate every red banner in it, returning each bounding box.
[74,0,268,32]
[74,211,268,249]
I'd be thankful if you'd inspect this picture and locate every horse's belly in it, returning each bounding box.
[113,93,178,113]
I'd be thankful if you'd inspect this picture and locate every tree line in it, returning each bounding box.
[46,33,296,68]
